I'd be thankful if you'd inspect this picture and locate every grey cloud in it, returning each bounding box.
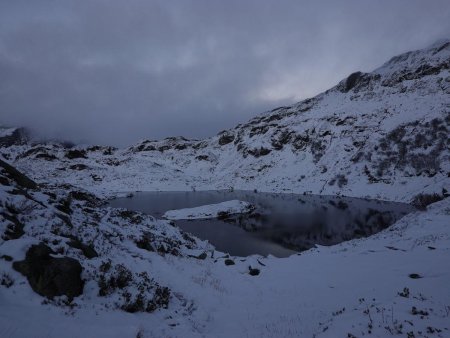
[0,0,449,145]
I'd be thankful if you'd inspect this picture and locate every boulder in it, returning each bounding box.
[13,243,84,300]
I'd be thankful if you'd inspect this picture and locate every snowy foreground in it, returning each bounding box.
[1,186,449,337]
[163,200,254,220]
[1,40,450,337]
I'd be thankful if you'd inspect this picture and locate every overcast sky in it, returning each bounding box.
[1,0,449,146]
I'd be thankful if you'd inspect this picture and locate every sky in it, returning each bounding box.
[0,1,450,146]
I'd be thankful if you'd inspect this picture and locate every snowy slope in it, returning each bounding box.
[0,159,449,337]
[2,40,449,202]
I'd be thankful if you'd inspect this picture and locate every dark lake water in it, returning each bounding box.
[109,190,414,257]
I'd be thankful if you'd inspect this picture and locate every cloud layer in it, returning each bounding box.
[1,0,449,145]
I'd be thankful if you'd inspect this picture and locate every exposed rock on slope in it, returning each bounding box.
[0,127,28,148]
[13,243,84,300]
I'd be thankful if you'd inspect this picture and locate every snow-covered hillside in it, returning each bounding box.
[2,40,449,202]
[1,158,449,337]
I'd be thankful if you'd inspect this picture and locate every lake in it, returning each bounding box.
[109,190,414,257]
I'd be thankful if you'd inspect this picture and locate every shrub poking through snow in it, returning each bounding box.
[328,174,348,188]
[98,264,133,296]
[97,264,171,313]
[368,118,448,178]
[411,193,445,210]
[0,273,14,288]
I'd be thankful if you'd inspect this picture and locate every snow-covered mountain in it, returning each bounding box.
[1,40,450,338]
[2,40,449,202]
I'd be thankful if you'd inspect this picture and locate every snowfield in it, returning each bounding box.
[0,40,449,337]
[1,179,449,337]
[163,200,254,220]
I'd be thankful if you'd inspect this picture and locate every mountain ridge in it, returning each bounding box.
[1,40,449,202]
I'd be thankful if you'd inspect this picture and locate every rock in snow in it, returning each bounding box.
[12,243,84,300]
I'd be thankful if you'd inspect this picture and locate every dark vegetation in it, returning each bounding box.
[411,193,445,210]
[0,272,14,287]
[328,174,348,188]
[356,118,449,179]
[97,262,170,313]
[135,231,182,256]
[67,236,98,259]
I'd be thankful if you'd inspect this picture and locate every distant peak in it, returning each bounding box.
[374,38,450,77]
[427,38,450,50]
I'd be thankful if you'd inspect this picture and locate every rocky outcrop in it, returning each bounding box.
[0,127,28,147]
[0,159,37,190]
[13,243,84,300]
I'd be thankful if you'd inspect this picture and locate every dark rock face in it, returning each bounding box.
[195,155,209,161]
[69,190,100,206]
[340,72,381,93]
[218,133,235,146]
[0,128,28,147]
[271,129,294,150]
[344,71,363,92]
[67,237,98,259]
[65,149,87,159]
[196,252,208,260]
[381,61,449,87]
[35,152,57,161]
[0,159,37,190]
[69,164,89,171]
[248,147,271,158]
[13,243,84,300]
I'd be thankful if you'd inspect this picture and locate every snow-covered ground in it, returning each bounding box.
[1,40,449,337]
[163,200,254,220]
[1,184,449,337]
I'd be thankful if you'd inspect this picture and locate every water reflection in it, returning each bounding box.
[109,190,414,257]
